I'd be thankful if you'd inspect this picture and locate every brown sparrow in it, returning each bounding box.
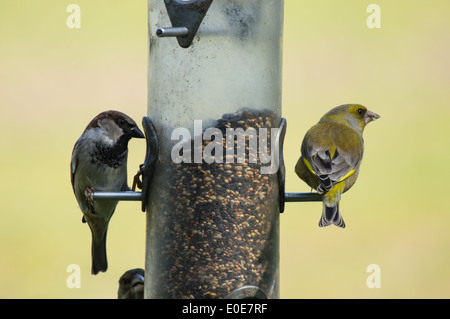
[71,110,144,274]
[118,268,145,299]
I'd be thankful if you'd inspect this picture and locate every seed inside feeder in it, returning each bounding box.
[147,109,280,299]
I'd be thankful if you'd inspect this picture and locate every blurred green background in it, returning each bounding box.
[1,0,449,298]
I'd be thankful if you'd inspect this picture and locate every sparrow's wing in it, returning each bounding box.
[70,146,79,191]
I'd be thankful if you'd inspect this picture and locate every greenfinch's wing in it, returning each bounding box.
[303,145,359,193]
[329,149,359,183]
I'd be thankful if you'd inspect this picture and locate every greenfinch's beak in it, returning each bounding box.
[365,110,380,124]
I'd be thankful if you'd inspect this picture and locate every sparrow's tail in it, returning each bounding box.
[319,203,346,228]
[91,231,108,275]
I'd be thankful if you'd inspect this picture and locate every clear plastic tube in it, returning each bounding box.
[145,0,284,299]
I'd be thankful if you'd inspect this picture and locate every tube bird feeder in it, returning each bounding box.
[145,0,284,299]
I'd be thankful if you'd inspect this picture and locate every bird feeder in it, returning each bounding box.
[91,0,325,299]
[144,0,284,299]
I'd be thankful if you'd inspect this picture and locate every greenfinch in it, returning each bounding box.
[295,104,380,228]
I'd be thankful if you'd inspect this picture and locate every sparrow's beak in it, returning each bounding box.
[131,274,145,287]
[365,110,380,124]
[131,126,145,139]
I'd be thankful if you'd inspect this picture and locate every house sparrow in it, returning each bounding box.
[295,104,379,228]
[71,110,145,274]
[118,268,145,299]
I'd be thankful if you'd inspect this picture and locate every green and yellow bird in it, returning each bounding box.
[295,104,380,228]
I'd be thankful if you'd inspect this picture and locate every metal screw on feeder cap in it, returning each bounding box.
[156,26,189,38]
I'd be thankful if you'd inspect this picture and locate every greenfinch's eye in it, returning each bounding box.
[357,108,364,116]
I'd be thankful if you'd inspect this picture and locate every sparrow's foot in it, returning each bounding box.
[132,165,144,191]
[85,186,95,207]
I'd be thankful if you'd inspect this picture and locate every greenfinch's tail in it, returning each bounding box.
[319,203,346,228]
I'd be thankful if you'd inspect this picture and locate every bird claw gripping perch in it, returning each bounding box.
[84,186,95,208]
[92,116,159,213]
[131,166,143,192]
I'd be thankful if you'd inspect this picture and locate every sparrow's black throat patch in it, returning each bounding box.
[91,137,129,168]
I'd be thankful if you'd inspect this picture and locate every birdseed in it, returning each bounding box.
[147,109,280,299]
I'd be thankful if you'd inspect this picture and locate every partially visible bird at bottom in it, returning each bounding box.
[295,104,380,228]
[118,268,145,299]
[71,110,145,274]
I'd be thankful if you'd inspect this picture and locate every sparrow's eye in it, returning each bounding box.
[357,108,364,116]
